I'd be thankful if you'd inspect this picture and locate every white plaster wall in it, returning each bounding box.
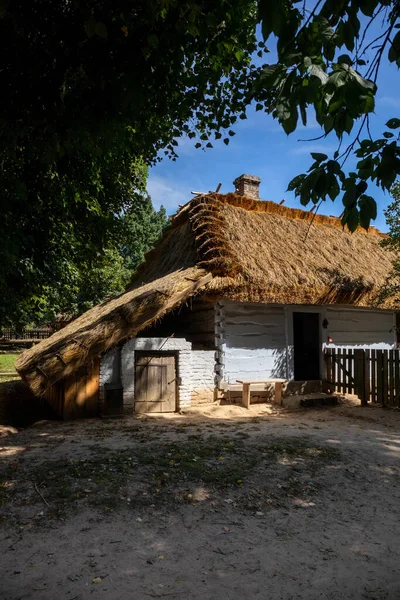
[99,348,119,411]
[325,307,396,348]
[221,301,287,383]
[121,338,192,410]
[219,301,396,385]
[191,350,216,403]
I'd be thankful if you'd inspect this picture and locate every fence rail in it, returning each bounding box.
[325,348,400,407]
[0,328,52,341]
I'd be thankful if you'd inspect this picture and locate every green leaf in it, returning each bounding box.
[364,94,375,114]
[337,54,352,65]
[147,33,159,48]
[95,22,108,39]
[276,102,291,122]
[343,20,355,52]
[300,104,307,127]
[386,118,400,129]
[287,174,306,192]
[281,108,298,135]
[84,18,96,38]
[309,64,328,85]
[328,177,340,201]
[350,69,375,92]
[388,31,400,63]
[311,152,328,162]
[359,195,377,229]
[0,0,9,18]
[344,115,354,135]
[358,0,379,17]
[342,207,359,232]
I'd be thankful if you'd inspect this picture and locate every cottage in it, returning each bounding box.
[15,175,399,418]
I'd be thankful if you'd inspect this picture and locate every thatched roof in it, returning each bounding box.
[16,192,396,394]
[16,268,211,396]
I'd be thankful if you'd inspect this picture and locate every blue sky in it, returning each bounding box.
[148,27,399,232]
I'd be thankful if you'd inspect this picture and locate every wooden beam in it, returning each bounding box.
[274,382,283,406]
[242,383,251,409]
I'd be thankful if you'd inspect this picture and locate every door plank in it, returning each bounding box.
[135,353,177,413]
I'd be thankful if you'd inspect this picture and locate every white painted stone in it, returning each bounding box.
[120,337,192,411]
[191,350,216,403]
[99,348,119,411]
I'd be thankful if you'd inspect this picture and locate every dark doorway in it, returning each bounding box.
[293,312,321,380]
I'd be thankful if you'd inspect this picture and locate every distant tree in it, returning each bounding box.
[2,0,400,329]
[378,181,400,306]
[0,0,260,326]
[7,193,167,327]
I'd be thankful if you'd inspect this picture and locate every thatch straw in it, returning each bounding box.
[187,194,396,307]
[16,191,398,396]
[15,268,211,396]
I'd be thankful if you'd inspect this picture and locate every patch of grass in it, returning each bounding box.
[0,354,19,373]
[0,436,342,526]
[0,353,19,381]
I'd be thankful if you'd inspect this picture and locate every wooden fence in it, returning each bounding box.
[324,348,400,407]
[0,328,52,341]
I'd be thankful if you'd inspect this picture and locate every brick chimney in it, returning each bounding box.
[233,174,261,199]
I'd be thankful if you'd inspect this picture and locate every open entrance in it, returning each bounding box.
[293,312,321,380]
[134,352,177,413]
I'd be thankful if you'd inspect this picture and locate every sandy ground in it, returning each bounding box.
[1,400,400,600]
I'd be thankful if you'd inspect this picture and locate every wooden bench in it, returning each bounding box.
[236,379,287,408]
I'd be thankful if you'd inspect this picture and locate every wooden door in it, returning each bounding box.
[135,353,177,413]
[293,312,321,380]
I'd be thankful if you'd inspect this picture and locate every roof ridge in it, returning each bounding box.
[188,195,241,277]
[214,193,383,236]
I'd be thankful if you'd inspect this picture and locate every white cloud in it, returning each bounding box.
[173,135,198,155]
[147,175,190,214]
[290,144,336,156]
[378,96,400,109]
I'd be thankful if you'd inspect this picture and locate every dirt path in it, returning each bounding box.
[1,402,400,599]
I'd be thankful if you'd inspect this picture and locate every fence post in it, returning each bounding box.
[354,349,367,405]
[382,350,388,406]
[362,350,370,406]
[324,349,333,392]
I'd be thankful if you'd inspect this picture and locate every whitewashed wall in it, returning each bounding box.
[100,304,397,407]
[219,301,287,384]
[99,347,119,412]
[100,338,217,411]
[325,307,395,348]
[218,301,396,385]
[121,338,192,410]
[191,350,216,403]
